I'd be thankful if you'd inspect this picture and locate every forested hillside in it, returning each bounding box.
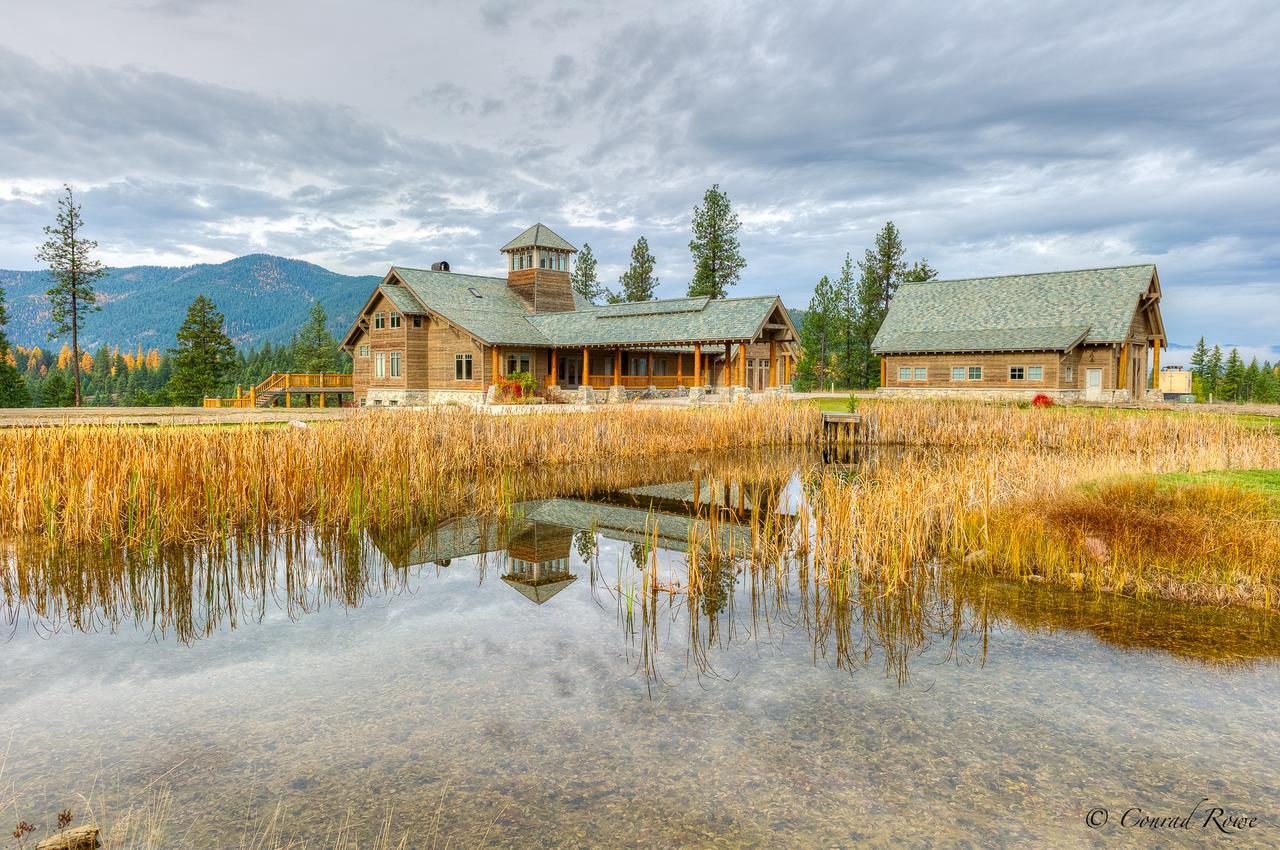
[0,254,378,349]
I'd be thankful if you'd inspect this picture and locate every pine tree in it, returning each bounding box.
[1218,348,1244,402]
[1205,345,1223,398]
[0,284,31,407]
[1242,357,1261,403]
[291,302,343,373]
[1253,363,1278,403]
[1189,336,1208,379]
[36,185,105,407]
[617,237,659,302]
[570,243,603,304]
[687,184,746,299]
[167,295,237,406]
[851,222,936,388]
[795,274,839,390]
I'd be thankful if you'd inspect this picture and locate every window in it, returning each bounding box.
[390,352,401,377]
[1009,366,1025,381]
[1064,366,1074,382]
[968,366,982,381]
[413,316,422,328]
[374,313,386,330]
[557,254,564,271]
[510,255,516,271]
[390,313,402,329]
[375,352,386,378]
[898,367,912,381]
[455,354,473,381]
[951,367,965,381]
[914,367,927,381]
[1027,366,1043,381]
[358,345,370,358]
[506,352,531,374]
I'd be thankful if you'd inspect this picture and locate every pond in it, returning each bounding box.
[2,449,1278,848]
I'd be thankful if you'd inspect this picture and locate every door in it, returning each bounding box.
[559,356,582,388]
[1085,368,1103,401]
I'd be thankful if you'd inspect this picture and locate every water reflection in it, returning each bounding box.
[4,449,1277,678]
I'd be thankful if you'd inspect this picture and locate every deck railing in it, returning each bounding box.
[583,374,702,389]
[203,373,354,408]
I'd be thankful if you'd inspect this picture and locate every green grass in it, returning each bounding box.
[1159,469,1280,499]
[800,397,855,413]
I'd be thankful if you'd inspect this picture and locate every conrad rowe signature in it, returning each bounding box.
[1086,799,1259,834]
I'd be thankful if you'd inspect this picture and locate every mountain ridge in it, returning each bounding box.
[0,254,380,350]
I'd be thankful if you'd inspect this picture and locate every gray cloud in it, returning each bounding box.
[0,0,1278,351]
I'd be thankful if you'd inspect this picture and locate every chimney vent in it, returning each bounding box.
[431,260,451,272]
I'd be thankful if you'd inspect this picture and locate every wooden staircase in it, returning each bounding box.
[204,373,353,408]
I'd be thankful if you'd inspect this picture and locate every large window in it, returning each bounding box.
[951,366,965,381]
[914,367,927,381]
[375,352,386,378]
[455,354,473,381]
[374,312,386,330]
[968,366,982,380]
[898,367,912,381]
[390,313,402,329]
[506,352,531,374]
[390,352,401,377]
[1027,366,1043,381]
[1009,366,1025,381]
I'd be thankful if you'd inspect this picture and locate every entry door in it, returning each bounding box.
[1085,368,1103,401]
[559,356,582,388]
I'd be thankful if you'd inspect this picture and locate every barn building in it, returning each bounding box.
[341,223,798,406]
[871,265,1166,402]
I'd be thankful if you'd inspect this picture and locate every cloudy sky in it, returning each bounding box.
[1,0,1278,358]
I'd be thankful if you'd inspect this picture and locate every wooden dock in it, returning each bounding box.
[821,411,875,461]
[204,373,353,409]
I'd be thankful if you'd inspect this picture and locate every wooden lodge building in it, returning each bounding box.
[341,223,798,406]
[872,265,1166,402]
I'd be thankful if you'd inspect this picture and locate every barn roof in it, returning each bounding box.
[871,265,1159,355]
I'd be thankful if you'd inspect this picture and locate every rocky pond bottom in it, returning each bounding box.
[2,450,1278,848]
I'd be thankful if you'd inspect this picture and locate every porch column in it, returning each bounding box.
[646,351,653,379]
[1152,341,1161,385]
[693,344,702,385]
[769,339,778,388]
[724,343,732,386]
[880,356,886,387]
[549,348,558,387]
[614,348,621,384]
[677,352,684,386]
[739,346,747,386]
[492,345,501,385]
[1118,344,1129,390]
[582,346,590,386]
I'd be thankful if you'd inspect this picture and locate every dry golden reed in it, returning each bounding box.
[0,402,821,546]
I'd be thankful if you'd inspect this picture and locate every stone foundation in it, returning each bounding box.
[364,388,485,407]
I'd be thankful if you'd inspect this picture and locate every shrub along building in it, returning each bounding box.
[342,224,798,406]
[871,265,1166,402]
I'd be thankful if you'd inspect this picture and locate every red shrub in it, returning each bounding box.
[1032,393,1055,408]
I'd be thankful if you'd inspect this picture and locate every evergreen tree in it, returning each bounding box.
[1253,363,1278,403]
[795,274,839,391]
[851,222,936,388]
[0,284,31,407]
[1243,357,1261,402]
[687,184,746,299]
[1218,348,1245,402]
[291,302,343,373]
[570,242,604,304]
[617,236,659,302]
[167,295,237,406]
[39,371,73,407]
[36,184,106,407]
[1205,345,1223,398]
[1189,336,1208,379]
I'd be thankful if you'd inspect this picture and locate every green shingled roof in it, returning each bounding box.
[871,265,1157,355]
[500,223,577,253]
[530,295,782,346]
[381,265,788,346]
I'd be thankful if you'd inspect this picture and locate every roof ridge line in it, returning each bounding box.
[903,264,1156,286]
